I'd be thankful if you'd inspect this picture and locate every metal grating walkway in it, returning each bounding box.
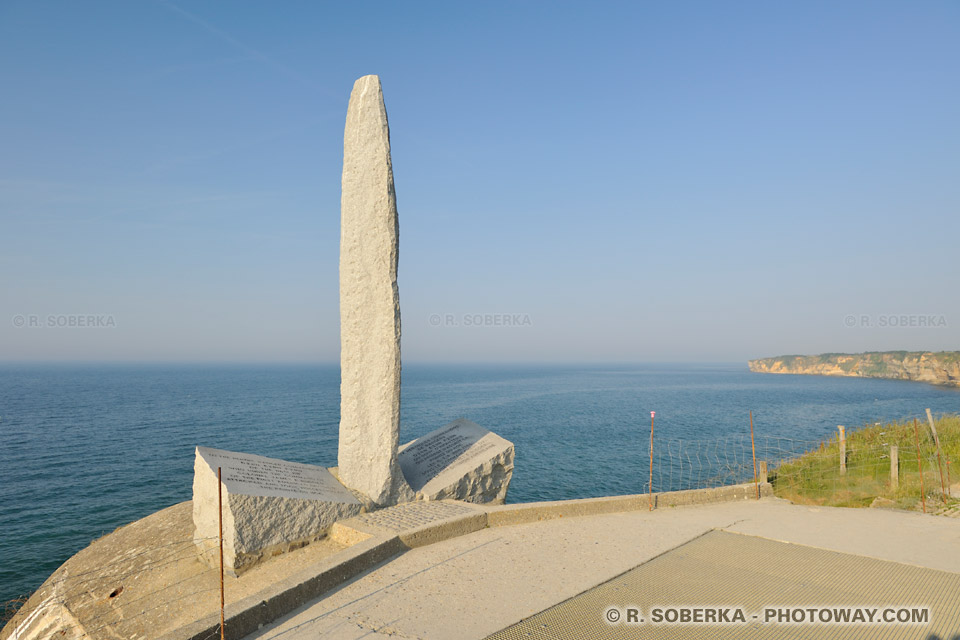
[486,530,960,640]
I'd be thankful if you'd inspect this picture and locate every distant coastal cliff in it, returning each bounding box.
[748,351,960,388]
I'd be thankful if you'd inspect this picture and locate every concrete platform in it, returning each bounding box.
[5,484,959,640]
[0,484,767,640]
[491,530,960,639]
[246,499,960,640]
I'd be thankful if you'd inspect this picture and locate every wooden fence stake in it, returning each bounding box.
[926,409,947,504]
[947,459,952,498]
[838,426,846,476]
[890,445,899,490]
[912,419,926,514]
[758,461,768,484]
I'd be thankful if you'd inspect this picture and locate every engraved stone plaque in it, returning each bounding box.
[398,419,514,504]
[198,447,359,501]
[192,447,363,575]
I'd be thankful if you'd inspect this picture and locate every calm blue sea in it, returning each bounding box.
[2,363,958,604]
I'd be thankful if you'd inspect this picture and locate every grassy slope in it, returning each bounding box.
[772,414,960,511]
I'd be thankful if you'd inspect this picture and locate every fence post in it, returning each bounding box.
[890,445,899,490]
[912,418,926,514]
[648,411,655,512]
[926,408,942,449]
[926,409,947,504]
[758,461,768,484]
[218,466,225,640]
[947,459,952,498]
[838,426,846,475]
[749,411,759,499]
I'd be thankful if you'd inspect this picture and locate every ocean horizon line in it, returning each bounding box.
[0,360,750,368]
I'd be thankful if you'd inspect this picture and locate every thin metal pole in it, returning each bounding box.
[947,459,953,498]
[912,419,926,514]
[218,466,225,640]
[749,411,759,499]
[648,411,655,511]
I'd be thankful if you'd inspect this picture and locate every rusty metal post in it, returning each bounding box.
[838,426,846,476]
[648,411,655,511]
[750,411,759,499]
[947,459,953,498]
[890,444,899,490]
[218,466,225,640]
[912,419,926,514]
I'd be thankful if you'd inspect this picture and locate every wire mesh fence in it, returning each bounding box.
[640,415,958,513]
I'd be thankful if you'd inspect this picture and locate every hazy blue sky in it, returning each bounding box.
[1,1,958,363]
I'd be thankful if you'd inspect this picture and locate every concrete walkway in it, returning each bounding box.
[245,499,960,639]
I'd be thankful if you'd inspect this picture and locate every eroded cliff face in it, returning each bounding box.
[748,352,960,388]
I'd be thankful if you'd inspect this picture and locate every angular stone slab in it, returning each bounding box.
[338,73,413,506]
[399,419,515,504]
[193,446,363,576]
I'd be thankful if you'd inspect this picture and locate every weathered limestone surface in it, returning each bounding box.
[193,447,362,575]
[399,419,514,504]
[338,74,414,506]
[0,501,357,640]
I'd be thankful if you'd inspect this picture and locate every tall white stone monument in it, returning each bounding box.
[181,75,515,582]
[338,75,414,506]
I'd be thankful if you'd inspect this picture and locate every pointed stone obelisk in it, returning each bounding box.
[338,75,414,506]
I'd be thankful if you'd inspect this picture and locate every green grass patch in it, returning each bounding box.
[771,414,960,512]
